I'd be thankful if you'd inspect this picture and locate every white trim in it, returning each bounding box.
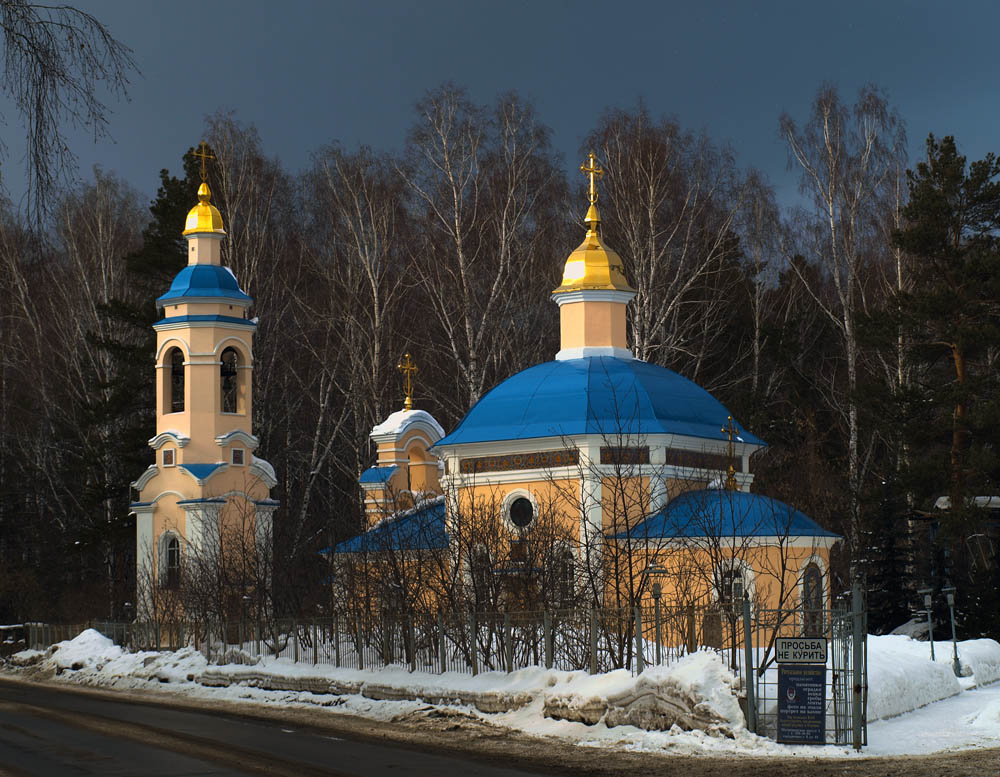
[148,431,190,449]
[161,448,176,467]
[250,455,278,488]
[555,346,633,361]
[132,465,159,491]
[157,296,250,309]
[370,410,446,443]
[214,336,253,358]
[155,338,191,361]
[231,447,246,466]
[215,430,260,450]
[154,319,255,332]
[550,289,636,306]
[797,554,828,608]
[502,488,539,531]
[184,231,225,242]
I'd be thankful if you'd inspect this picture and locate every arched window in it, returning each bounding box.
[802,562,824,636]
[221,347,239,413]
[165,536,181,589]
[169,348,184,413]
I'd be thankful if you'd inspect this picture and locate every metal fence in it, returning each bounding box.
[24,591,866,748]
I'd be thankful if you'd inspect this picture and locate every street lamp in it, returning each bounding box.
[918,588,935,662]
[942,586,962,677]
[648,566,663,666]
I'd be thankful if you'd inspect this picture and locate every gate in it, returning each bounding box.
[744,583,867,748]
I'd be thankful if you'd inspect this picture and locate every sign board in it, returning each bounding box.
[775,636,827,664]
[777,664,826,744]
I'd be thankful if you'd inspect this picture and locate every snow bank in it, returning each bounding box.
[867,634,961,720]
[544,651,744,736]
[953,638,1000,684]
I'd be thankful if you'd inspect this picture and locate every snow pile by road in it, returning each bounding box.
[7,629,1000,757]
[865,634,1000,720]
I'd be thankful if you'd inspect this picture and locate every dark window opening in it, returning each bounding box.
[165,537,181,589]
[221,347,239,413]
[170,348,184,413]
[802,563,823,637]
[509,497,533,528]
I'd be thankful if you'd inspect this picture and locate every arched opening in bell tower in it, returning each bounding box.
[221,347,240,413]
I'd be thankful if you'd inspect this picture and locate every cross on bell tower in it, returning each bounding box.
[397,353,418,411]
[580,151,604,205]
[721,415,739,491]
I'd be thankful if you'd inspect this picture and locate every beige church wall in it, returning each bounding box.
[613,541,834,617]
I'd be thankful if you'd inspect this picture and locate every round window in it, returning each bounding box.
[509,497,534,528]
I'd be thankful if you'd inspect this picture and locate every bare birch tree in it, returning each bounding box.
[780,84,906,563]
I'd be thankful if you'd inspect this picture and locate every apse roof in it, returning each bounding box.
[329,498,448,553]
[157,265,252,307]
[434,357,765,448]
[616,489,839,540]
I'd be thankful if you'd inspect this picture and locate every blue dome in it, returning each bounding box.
[616,489,839,540]
[435,356,765,447]
[157,265,252,306]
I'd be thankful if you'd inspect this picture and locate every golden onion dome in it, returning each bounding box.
[552,202,634,295]
[182,182,225,236]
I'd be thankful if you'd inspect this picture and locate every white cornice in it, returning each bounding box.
[550,289,636,306]
[215,430,260,450]
[555,346,633,361]
[131,465,159,490]
[148,431,191,450]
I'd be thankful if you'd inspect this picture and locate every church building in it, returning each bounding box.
[131,148,278,616]
[334,155,837,616]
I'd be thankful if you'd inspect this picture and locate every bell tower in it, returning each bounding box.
[131,143,278,614]
[551,152,636,360]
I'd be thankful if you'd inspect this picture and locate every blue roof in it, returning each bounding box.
[179,462,225,483]
[435,357,765,447]
[359,466,398,485]
[176,497,226,506]
[331,499,448,553]
[157,265,252,306]
[615,489,839,540]
[154,314,255,328]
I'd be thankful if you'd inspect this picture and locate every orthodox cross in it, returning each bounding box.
[721,415,739,491]
[397,353,418,411]
[193,140,215,182]
[580,151,604,205]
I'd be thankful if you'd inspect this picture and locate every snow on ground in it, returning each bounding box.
[5,629,1000,758]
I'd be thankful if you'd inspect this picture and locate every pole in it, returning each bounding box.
[852,582,864,751]
[589,609,598,675]
[543,610,552,670]
[634,606,644,674]
[741,593,756,735]
[944,587,961,677]
[654,598,662,666]
[470,611,479,676]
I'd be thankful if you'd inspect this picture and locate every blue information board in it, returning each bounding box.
[777,664,826,744]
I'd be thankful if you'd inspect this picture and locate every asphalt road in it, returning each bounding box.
[0,679,543,777]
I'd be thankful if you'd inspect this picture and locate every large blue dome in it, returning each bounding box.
[435,357,765,447]
[157,265,252,307]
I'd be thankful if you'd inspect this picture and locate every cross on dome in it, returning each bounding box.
[194,140,215,183]
[580,150,604,205]
[397,353,418,411]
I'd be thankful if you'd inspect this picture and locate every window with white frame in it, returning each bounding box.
[162,448,175,467]
[231,447,245,466]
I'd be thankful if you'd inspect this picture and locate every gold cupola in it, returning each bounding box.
[551,153,636,362]
[182,181,225,236]
[182,142,225,236]
[552,153,634,296]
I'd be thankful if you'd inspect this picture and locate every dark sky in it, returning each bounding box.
[1,0,998,211]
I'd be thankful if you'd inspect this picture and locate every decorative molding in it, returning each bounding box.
[148,431,191,450]
[550,289,636,306]
[600,446,650,465]
[555,346,633,361]
[459,449,579,475]
[215,429,260,450]
[131,465,159,491]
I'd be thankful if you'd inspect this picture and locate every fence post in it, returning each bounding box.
[334,615,340,668]
[313,620,318,665]
[589,609,598,675]
[356,615,364,671]
[742,594,757,735]
[469,611,479,676]
[408,614,416,673]
[207,620,213,664]
[852,582,864,751]
[654,600,662,665]
[634,606,644,674]
[503,612,513,673]
[438,612,446,674]
[543,610,552,670]
[686,604,696,654]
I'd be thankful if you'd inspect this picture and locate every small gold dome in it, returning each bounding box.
[182,182,225,235]
[552,203,634,295]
